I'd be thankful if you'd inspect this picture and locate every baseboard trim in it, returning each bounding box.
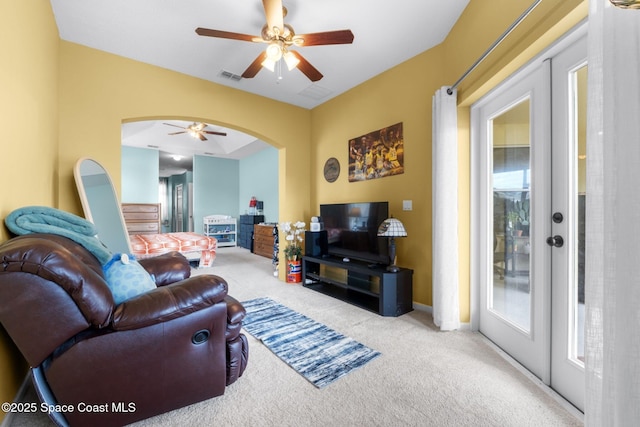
[412,301,432,314]
[412,302,471,331]
[479,335,584,423]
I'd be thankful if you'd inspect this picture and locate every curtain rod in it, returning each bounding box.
[447,0,542,95]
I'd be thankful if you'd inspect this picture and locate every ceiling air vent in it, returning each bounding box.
[220,70,243,82]
[298,84,332,100]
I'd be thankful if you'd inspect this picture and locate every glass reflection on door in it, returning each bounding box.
[573,65,587,364]
[490,99,531,332]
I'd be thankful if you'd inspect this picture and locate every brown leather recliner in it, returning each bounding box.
[0,233,248,427]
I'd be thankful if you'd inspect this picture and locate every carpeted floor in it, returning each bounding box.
[8,247,583,427]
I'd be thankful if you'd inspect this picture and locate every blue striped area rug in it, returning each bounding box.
[241,297,381,388]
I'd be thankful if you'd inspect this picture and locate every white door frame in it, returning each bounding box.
[470,21,587,401]
[470,21,587,329]
[472,59,552,382]
[549,35,587,412]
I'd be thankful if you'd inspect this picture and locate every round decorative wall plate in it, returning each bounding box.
[323,157,340,183]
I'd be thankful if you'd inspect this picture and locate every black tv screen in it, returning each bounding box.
[319,202,389,265]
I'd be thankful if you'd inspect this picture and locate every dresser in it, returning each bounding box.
[121,203,161,236]
[238,215,264,250]
[253,224,276,259]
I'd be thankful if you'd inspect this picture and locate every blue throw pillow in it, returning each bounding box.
[103,254,156,304]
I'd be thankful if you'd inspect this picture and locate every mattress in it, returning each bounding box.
[129,232,217,268]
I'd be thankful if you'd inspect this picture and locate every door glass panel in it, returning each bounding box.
[573,65,587,365]
[490,99,531,332]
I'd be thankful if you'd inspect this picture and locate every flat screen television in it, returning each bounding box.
[319,202,389,265]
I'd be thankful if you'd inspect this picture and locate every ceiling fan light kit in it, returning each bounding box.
[261,57,276,72]
[163,122,227,141]
[265,42,283,61]
[262,42,299,72]
[196,0,354,82]
[283,51,300,71]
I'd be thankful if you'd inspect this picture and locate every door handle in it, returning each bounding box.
[546,235,564,248]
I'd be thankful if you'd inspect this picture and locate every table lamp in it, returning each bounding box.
[377,217,407,272]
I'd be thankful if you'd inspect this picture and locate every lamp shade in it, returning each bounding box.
[265,42,283,61]
[610,0,640,8]
[283,51,300,71]
[261,57,276,72]
[377,218,407,237]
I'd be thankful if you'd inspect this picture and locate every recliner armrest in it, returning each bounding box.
[112,275,228,331]
[224,296,246,342]
[225,296,246,324]
[138,251,191,286]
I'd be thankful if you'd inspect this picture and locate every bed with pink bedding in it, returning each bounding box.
[129,232,217,267]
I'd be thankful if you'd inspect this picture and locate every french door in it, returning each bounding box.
[549,35,587,412]
[472,30,586,411]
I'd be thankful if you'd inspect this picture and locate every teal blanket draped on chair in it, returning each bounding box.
[4,206,113,265]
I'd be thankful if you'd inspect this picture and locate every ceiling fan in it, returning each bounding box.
[195,0,354,82]
[163,122,227,141]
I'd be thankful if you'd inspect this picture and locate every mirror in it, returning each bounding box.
[74,158,132,253]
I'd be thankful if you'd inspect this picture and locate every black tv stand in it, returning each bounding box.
[302,255,413,317]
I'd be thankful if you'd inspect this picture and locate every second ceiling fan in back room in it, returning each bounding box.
[164,122,227,141]
[195,0,354,82]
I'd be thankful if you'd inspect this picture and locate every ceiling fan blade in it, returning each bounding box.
[164,123,187,130]
[295,30,355,46]
[203,131,228,136]
[168,131,187,136]
[242,51,268,79]
[290,51,323,82]
[262,0,284,35]
[195,27,258,42]
[197,133,207,141]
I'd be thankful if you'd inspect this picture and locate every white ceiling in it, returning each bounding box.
[51,0,470,173]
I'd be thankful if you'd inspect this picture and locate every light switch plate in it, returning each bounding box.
[402,200,412,211]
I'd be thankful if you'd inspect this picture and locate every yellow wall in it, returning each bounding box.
[56,41,313,284]
[448,0,587,107]
[2,2,313,413]
[57,42,312,228]
[311,46,445,307]
[0,0,588,412]
[0,0,59,419]
[310,0,586,318]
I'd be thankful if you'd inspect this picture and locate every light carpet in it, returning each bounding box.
[8,247,583,427]
[241,296,381,388]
